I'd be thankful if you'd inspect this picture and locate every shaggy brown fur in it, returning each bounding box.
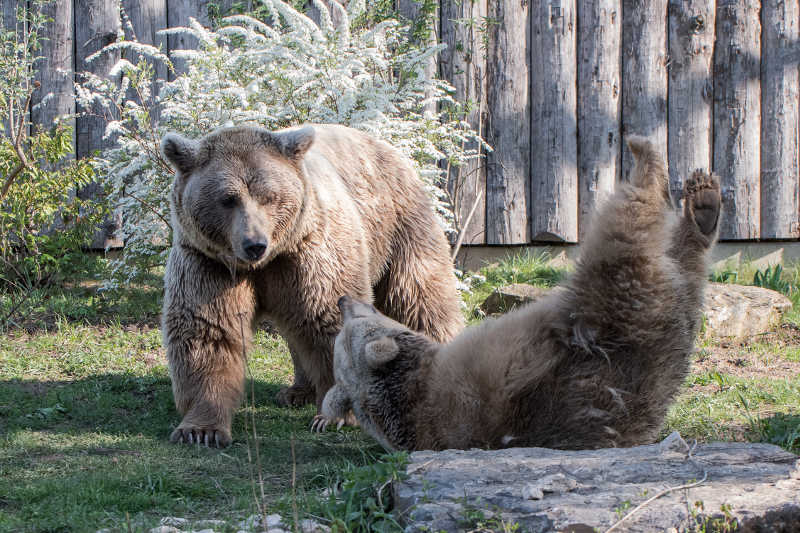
[161,124,463,447]
[317,136,722,451]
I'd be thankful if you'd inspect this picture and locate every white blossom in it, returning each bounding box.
[76,0,488,286]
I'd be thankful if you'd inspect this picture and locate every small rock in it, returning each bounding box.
[300,519,330,533]
[658,431,690,454]
[161,518,189,527]
[703,283,792,338]
[480,284,553,314]
[150,527,182,533]
[265,514,283,528]
[267,529,290,533]
[237,515,260,530]
[195,520,226,529]
[191,529,215,533]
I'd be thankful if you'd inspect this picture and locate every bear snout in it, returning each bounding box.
[242,238,268,261]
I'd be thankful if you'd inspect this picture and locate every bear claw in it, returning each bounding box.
[170,426,231,448]
[310,415,346,433]
[276,384,316,407]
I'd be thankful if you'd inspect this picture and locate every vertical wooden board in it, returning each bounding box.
[166,0,236,78]
[122,0,167,123]
[440,0,487,245]
[395,0,438,115]
[74,0,121,247]
[31,0,75,136]
[530,0,577,243]
[667,0,714,205]
[74,0,120,160]
[485,0,530,244]
[2,1,24,137]
[713,0,760,240]
[577,0,621,239]
[620,0,668,180]
[760,0,799,239]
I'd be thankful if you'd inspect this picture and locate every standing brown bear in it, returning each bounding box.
[318,137,722,451]
[160,124,463,447]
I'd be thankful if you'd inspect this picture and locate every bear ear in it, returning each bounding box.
[364,337,399,368]
[275,126,315,161]
[161,133,199,174]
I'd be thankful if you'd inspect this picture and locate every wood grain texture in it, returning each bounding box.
[713,0,761,240]
[667,0,714,206]
[577,0,620,239]
[530,0,577,242]
[440,0,487,245]
[74,0,120,160]
[760,0,799,239]
[166,0,236,77]
[32,0,75,135]
[485,0,530,244]
[620,0,668,181]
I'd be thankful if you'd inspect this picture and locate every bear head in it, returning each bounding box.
[324,295,437,450]
[161,125,316,269]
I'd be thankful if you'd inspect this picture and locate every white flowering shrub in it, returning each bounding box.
[78,0,487,286]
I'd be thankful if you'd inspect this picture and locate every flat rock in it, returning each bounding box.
[478,282,793,338]
[394,436,800,532]
[703,282,793,338]
[480,284,553,314]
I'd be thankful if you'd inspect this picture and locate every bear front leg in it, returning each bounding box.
[162,247,256,448]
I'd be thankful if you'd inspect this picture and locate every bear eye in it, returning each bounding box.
[220,195,239,208]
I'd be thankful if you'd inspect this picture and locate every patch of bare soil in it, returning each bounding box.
[693,323,800,381]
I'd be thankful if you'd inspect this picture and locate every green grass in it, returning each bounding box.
[1,253,798,532]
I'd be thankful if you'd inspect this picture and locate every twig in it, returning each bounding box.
[124,190,173,231]
[451,189,483,262]
[603,470,709,533]
[291,437,300,533]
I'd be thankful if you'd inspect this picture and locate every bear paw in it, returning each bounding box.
[275,383,316,407]
[170,424,232,448]
[684,170,721,237]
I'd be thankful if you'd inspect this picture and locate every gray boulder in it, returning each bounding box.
[394,434,799,532]
[478,282,793,338]
[703,282,793,338]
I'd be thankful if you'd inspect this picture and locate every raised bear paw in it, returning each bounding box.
[684,170,721,238]
[275,383,316,407]
[170,424,232,448]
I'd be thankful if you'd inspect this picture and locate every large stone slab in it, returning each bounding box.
[394,435,799,532]
[704,282,793,339]
[478,282,793,338]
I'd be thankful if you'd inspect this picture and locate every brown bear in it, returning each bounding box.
[160,123,464,448]
[315,137,722,451]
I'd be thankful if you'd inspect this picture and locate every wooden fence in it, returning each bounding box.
[4,0,800,245]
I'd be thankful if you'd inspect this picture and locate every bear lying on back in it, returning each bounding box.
[315,137,722,451]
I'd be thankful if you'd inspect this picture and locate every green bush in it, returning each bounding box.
[0,1,107,291]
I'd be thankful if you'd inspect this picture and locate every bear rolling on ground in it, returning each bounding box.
[316,136,722,451]
[160,124,464,448]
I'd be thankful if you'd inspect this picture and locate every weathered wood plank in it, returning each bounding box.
[760,0,799,239]
[75,0,121,247]
[166,0,236,78]
[122,0,168,121]
[485,0,530,244]
[31,0,74,136]
[2,0,26,137]
[667,0,714,205]
[396,0,438,116]
[74,0,120,160]
[440,0,488,245]
[713,0,760,240]
[620,0,668,180]
[577,0,620,239]
[530,0,577,243]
